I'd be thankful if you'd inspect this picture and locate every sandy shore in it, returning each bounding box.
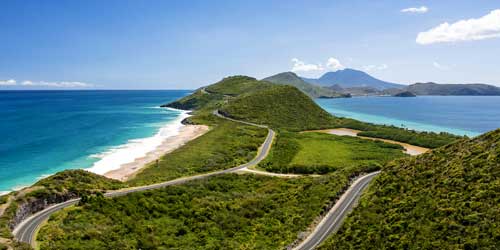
[311,128,429,156]
[104,125,209,181]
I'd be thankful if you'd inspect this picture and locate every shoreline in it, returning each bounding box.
[311,128,429,156]
[104,124,209,181]
[86,108,191,176]
[0,108,201,195]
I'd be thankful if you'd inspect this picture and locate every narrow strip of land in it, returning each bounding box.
[13,110,275,247]
[310,128,429,155]
[293,171,380,250]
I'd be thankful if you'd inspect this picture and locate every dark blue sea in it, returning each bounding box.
[316,96,500,137]
[0,90,189,194]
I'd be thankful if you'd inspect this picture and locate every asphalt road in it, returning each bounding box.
[13,110,275,247]
[13,109,377,250]
[293,171,380,250]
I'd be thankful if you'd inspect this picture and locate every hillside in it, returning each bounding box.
[320,129,500,249]
[303,68,404,90]
[220,85,337,131]
[406,82,500,96]
[164,76,338,131]
[262,72,349,98]
[162,76,272,111]
[165,75,460,147]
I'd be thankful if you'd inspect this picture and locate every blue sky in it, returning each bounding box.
[1,0,499,89]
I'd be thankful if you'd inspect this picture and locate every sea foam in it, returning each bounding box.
[86,108,190,175]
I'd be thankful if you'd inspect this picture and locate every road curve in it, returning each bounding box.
[13,110,275,247]
[293,171,380,250]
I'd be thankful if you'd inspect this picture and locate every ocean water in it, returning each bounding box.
[316,96,500,137]
[0,90,190,194]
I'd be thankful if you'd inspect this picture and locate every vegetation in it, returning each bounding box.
[263,72,349,98]
[167,75,460,148]
[320,129,500,250]
[260,132,405,174]
[204,76,271,96]
[39,173,354,250]
[406,82,500,96]
[0,196,7,205]
[0,170,124,240]
[128,119,267,186]
[34,170,126,196]
[164,76,271,112]
[221,85,337,131]
[334,118,462,148]
[0,201,17,238]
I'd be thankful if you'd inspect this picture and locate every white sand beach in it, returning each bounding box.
[104,124,209,181]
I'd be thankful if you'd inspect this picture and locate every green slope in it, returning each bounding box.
[39,174,352,250]
[320,129,500,250]
[263,72,349,98]
[165,75,461,147]
[220,85,337,131]
[259,131,406,174]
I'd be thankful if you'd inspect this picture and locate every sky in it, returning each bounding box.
[1,0,500,89]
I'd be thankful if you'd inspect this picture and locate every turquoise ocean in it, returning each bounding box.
[316,96,500,137]
[0,90,190,194]
[2,92,499,194]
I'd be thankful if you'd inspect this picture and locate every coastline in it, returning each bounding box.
[85,108,210,181]
[315,97,483,137]
[104,124,209,181]
[325,128,429,155]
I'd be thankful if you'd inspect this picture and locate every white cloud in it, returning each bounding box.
[363,64,388,71]
[326,57,345,71]
[21,81,94,88]
[417,9,500,45]
[401,6,428,14]
[291,58,324,72]
[0,79,16,86]
[433,62,450,70]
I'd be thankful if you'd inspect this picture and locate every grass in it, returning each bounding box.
[38,173,356,250]
[335,118,462,148]
[319,129,500,250]
[0,196,7,205]
[127,118,267,186]
[34,170,126,196]
[259,132,406,174]
[221,85,337,131]
[0,170,125,241]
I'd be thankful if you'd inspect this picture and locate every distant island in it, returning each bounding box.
[405,82,500,96]
[302,68,405,90]
[285,68,500,97]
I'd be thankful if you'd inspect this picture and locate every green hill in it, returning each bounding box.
[220,85,337,131]
[163,76,272,111]
[263,72,349,98]
[320,129,500,249]
[165,75,461,147]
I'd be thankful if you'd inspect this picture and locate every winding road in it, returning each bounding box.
[13,110,380,250]
[293,171,380,250]
[13,110,275,247]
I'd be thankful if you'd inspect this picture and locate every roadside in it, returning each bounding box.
[307,128,429,156]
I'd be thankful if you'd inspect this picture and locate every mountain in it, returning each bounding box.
[303,68,405,90]
[262,72,349,98]
[321,129,500,249]
[406,82,500,96]
[165,76,338,131]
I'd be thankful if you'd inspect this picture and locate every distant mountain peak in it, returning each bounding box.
[302,68,405,90]
[262,72,349,98]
